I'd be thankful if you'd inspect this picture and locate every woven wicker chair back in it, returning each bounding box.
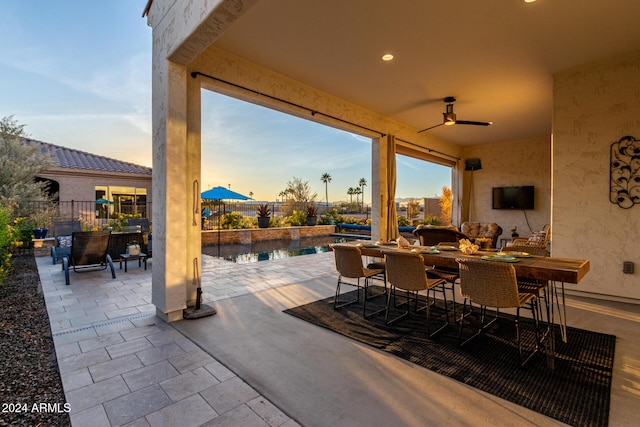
[332,245,366,278]
[385,252,429,292]
[457,258,521,308]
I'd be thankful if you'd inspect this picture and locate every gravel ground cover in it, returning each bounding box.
[0,254,70,427]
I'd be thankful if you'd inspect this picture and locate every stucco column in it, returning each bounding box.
[151,59,202,322]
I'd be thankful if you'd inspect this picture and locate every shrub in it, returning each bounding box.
[218,212,253,229]
[0,206,17,285]
[283,210,307,226]
[417,215,442,226]
[319,208,340,225]
[397,215,410,227]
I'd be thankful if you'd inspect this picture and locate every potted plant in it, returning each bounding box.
[306,205,318,226]
[127,242,141,256]
[256,204,271,228]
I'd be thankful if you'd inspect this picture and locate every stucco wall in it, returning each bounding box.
[38,170,152,203]
[553,50,640,301]
[460,137,551,242]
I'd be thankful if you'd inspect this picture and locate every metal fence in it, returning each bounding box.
[200,201,342,230]
[17,200,152,231]
[16,199,363,232]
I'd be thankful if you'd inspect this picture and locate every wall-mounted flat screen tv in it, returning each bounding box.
[492,186,534,210]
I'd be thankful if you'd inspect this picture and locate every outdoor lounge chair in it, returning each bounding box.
[51,220,82,264]
[63,231,116,286]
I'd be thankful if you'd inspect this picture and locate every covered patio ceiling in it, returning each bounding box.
[210,0,640,146]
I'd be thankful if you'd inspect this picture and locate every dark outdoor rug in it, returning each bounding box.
[284,288,615,427]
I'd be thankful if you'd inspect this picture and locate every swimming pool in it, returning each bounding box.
[202,234,363,263]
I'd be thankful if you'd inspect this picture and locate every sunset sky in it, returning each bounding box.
[0,0,450,203]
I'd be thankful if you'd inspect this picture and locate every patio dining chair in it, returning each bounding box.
[384,251,449,337]
[500,244,553,329]
[456,258,541,367]
[63,231,116,286]
[331,244,386,319]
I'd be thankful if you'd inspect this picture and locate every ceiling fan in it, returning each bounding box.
[418,96,492,133]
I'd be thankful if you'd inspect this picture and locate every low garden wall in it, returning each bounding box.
[201,225,336,245]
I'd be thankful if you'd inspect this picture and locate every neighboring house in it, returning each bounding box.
[24,138,152,223]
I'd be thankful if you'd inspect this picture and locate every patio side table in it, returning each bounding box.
[119,252,147,272]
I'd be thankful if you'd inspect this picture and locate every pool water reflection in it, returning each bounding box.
[202,235,362,263]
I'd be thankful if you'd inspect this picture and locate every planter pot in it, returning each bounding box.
[306,216,317,226]
[32,228,48,239]
[257,217,270,228]
[127,245,141,256]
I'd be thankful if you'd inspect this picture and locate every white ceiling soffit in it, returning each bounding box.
[211,0,640,146]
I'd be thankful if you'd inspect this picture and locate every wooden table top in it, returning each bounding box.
[337,242,590,284]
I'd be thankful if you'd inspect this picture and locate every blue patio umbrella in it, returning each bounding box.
[201,186,250,258]
[96,198,116,205]
[201,186,250,201]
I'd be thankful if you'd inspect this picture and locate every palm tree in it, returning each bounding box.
[354,187,362,208]
[358,177,367,212]
[321,172,332,208]
[347,187,355,204]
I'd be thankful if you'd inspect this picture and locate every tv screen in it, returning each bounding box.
[492,186,534,210]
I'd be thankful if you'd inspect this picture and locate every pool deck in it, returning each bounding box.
[38,252,335,426]
[36,252,640,426]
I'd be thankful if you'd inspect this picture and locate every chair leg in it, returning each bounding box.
[459,303,497,347]
[106,254,116,279]
[364,275,387,300]
[334,276,360,310]
[518,299,541,367]
[385,286,410,324]
[363,277,386,319]
[63,257,70,286]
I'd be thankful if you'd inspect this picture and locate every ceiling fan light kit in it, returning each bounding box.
[418,96,492,133]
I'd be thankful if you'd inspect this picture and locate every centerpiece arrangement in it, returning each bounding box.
[458,238,479,254]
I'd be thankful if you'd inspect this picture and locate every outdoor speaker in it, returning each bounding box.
[465,158,482,171]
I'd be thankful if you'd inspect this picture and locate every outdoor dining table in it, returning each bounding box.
[336,241,591,367]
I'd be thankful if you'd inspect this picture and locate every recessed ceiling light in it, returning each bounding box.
[524,0,536,3]
[382,53,394,61]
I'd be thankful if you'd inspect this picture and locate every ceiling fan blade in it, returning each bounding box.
[417,123,444,133]
[455,120,492,126]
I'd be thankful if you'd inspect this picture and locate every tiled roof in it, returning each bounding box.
[23,138,152,175]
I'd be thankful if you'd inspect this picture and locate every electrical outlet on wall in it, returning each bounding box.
[623,261,634,274]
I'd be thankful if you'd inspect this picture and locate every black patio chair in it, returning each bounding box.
[51,220,82,264]
[63,231,116,286]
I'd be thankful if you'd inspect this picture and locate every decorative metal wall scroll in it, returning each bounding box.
[610,135,640,209]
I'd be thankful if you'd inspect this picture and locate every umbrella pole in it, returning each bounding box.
[217,201,222,258]
[183,257,216,319]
